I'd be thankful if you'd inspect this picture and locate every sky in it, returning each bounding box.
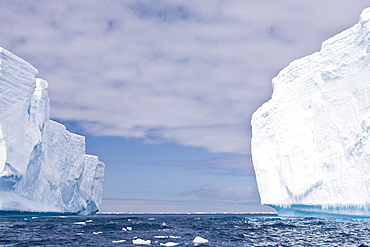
[0,0,369,213]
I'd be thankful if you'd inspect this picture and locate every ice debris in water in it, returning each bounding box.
[74,222,86,225]
[133,237,151,245]
[0,48,105,215]
[251,7,370,217]
[193,236,209,244]
[112,240,126,243]
[155,235,181,239]
[160,242,179,246]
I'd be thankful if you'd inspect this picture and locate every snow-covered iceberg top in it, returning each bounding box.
[0,47,104,215]
[251,7,370,215]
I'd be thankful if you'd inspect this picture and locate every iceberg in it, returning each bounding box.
[251,8,370,217]
[0,47,104,215]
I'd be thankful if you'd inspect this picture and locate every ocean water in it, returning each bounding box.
[1,213,370,246]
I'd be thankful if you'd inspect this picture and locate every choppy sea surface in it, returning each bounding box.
[1,213,370,246]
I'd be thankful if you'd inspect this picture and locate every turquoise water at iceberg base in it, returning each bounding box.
[1,214,370,246]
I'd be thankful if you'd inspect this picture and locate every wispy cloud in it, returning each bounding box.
[160,153,256,177]
[179,186,260,203]
[0,0,368,155]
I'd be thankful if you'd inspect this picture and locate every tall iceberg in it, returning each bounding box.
[0,47,104,215]
[251,8,370,217]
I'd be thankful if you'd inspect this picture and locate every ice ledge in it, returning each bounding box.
[0,48,38,74]
[270,204,370,218]
[360,7,370,24]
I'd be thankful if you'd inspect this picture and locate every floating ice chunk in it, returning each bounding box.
[121,226,132,231]
[160,242,179,246]
[93,231,102,235]
[112,240,126,243]
[86,220,93,223]
[74,222,86,225]
[133,237,151,245]
[193,236,209,245]
[169,236,181,239]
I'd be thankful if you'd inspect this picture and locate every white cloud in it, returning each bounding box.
[0,0,368,154]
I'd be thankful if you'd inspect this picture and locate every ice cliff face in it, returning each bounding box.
[251,8,370,214]
[0,48,104,215]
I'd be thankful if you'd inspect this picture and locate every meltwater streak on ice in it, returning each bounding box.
[252,7,370,217]
[0,48,104,215]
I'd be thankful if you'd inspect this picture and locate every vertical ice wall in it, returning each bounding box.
[251,8,370,212]
[0,48,104,214]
